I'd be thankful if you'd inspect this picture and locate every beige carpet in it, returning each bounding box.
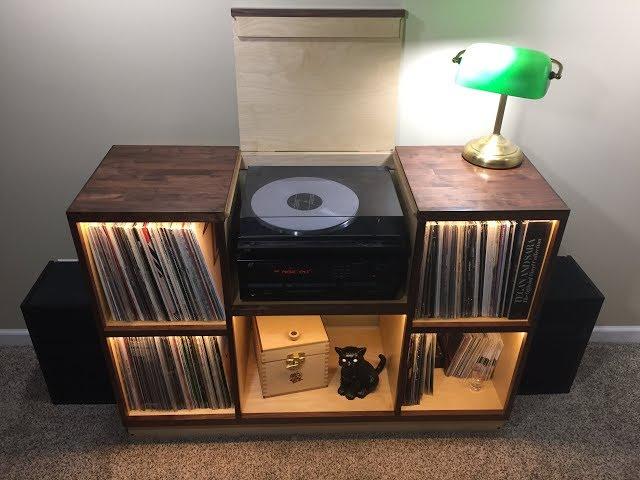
[0,343,638,480]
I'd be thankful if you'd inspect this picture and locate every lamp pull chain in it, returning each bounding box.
[493,94,508,135]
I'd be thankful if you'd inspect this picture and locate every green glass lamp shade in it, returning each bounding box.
[455,43,552,100]
[452,43,563,169]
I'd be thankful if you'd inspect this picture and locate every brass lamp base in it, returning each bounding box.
[462,134,523,169]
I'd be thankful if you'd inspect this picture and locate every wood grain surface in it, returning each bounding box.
[395,146,569,219]
[68,146,239,221]
[234,34,402,152]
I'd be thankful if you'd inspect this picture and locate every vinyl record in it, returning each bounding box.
[251,177,359,234]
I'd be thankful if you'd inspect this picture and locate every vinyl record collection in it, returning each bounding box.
[416,220,552,319]
[110,336,233,411]
[403,333,436,406]
[82,223,225,322]
[442,332,504,379]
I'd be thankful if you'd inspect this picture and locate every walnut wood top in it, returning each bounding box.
[395,146,568,220]
[231,8,406,18]
[67,146,239,222]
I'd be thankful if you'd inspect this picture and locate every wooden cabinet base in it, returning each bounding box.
[67,146,568,433]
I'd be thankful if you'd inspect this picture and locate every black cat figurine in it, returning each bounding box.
[335,346,386,400]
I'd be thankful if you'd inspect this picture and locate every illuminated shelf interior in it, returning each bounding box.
[108,335,235,416]
[77,221,226,324]
[402,332,526,413]
[414,220,559,323]
[233,315,406,416]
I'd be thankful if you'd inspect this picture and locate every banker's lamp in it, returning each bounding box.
[452,43,563,169]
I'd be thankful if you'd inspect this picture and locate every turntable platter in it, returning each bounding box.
[250,177,359,234]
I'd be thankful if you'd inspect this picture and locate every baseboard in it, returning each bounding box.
[590,326,640,344]
[0,329,32,346]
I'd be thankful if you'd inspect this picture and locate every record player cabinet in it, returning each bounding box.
[66,8,569,434]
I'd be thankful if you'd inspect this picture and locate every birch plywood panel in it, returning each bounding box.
[240,151,393,167]
[235,17,401,39]
[493,332,526,405]
[233,18,403,152]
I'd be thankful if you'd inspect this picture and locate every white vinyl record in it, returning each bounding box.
[251,177,359,234]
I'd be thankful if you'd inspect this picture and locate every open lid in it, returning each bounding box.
[231,8,405,152]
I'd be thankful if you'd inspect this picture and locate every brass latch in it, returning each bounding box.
[286,352,306,370]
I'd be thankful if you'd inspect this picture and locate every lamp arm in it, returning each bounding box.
[549,58,563,79]
[452,50,466,64]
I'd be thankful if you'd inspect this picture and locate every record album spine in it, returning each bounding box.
[507,221,552,319]
[417,220,553,321]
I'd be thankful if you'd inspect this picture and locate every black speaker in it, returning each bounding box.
[519,255,604,394]
[21,260,114,404]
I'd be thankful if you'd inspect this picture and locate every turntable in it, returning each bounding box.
[235,165,409,301]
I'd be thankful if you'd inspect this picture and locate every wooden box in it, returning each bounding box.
[253,315,330,398]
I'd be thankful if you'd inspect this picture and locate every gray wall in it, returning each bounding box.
[1,0,638,328]
[0,0,240,328]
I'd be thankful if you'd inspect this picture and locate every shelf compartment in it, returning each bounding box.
[77,221,227,325]
[402,331,526,415]
[107,335,235,418]
[232,314,406,417]
[412,317,530,332]
[413,220,559,323]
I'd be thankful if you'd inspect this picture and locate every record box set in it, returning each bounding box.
[234,166,409,301]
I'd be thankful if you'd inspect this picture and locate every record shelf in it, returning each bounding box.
[66,9,569,434]
[67,144,568,433]
[67,145,241,427]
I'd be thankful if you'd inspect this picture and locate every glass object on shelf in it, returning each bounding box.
[469,357,493,392]
[469,363,486,392]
